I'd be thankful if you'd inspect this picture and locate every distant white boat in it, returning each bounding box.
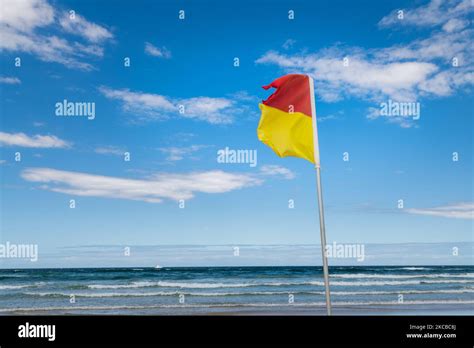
[155,265,162,269]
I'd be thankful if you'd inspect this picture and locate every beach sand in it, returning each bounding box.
[3,304,473,316]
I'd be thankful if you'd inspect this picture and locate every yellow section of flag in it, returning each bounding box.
[257,103,314,164]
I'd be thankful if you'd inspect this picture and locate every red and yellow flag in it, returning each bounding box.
[257,74,316,164]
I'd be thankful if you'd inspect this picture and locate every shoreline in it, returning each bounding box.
[1,304,473,316]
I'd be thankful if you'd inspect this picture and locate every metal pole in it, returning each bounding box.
[316,165,332,315]
[309,76,332,315]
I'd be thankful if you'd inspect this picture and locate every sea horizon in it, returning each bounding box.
[1,242,472,269]
[1,264,474,270]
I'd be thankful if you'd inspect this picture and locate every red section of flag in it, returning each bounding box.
[262,74,312,118]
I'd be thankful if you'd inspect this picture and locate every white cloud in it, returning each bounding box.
[21,167,264,203]
[178,97,235,124]
[0,28,103,70]
[442,18,468,33]
[256,0,473,127]
[378,0,472,29]
[0,76,21,84]
[259,165,295,180]
[406,202,474,219]
[0,0,54,32]
[99,86,242,124]
[256,50,437,102]
[145,42,171,58]
[99,86,175,113]
[95,146,126,156]
[375,29,473,67]
[0,132,71,148]
[158,145,207,161]
[0,0,113,70]
[419,69,473,96]
[59,12,113,43]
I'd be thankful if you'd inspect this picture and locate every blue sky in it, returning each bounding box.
[0,0,472,266]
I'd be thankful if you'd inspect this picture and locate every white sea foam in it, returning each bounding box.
[310,279,474,286]
[27,291,278,298]
[332,273,474,279]
[85,278,474,289]
[0,284,31,290]
[87,281,315,289]
[24,288,474,298]
[331,289,474,295]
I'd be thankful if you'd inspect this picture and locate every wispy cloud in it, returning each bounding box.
[99,86,247,124]
[20,163,298,204]
[406,202,474,219]
[256,0,473,127]
[21,167,265,203]
[99,86,174,114]
[94,146,127,156]
[0,132,71,148]
[0,76,21,84]
[59,12,113,43]
[318,110,344,122]
[259,165,295,180]
[317,115,338,122]
[366,106,415,128]
[378,0,471,28]
[144,42,171,58]
[282,39,296,50]
[158,145,207,161]
[0,0,113,70]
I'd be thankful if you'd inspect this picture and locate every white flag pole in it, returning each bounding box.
[309,76,332,315]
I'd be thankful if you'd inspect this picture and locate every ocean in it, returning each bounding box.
[0,266,473,315]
